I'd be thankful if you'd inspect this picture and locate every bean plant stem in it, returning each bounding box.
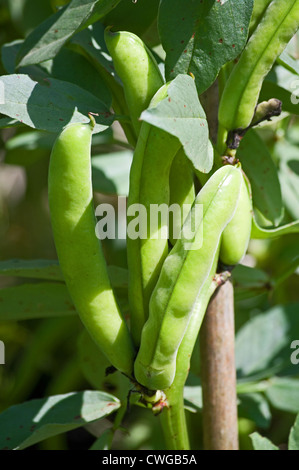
[199,281,239,450]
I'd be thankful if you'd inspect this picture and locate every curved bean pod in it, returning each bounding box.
[219,0,299,132]
[127,84,181,347]
[104,29,164,135]
[134,165,243,391]
[48,120,135,377]
[220,172,253,266]
[169,148,196,246]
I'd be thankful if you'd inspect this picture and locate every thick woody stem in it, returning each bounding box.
[199,280,239,450]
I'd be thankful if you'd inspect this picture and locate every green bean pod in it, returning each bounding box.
[127,84,181,347]
[219,0,299,132]
[249,0,273,36]
[169,148,196,246]
[134,165,243,391]
[220,173,253,266]
[48,120,135,377]
[104,28,164,135]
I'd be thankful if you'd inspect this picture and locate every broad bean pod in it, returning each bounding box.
[48,119,135,377]
[134,165,243,391]
[220,173,253,266]
[249,0,273,36]
[127,84,181,347]
[169,148,196,246]
[218,0,299,132]
[104,29,164,135]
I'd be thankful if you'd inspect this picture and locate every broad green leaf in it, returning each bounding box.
[0,259,128,289]
[2,40,112,108]
[141,74,212,173]
[92,151,132,196]
[5,130,55,166]
[289,414,299,450]
[0,259,63,281]
[238,394,272,429]
[103,0,160,39]
[70,23,120,81]
[251,217,299,239]
[16,0,122,67]
[0,390,120,450]
[0,282,76,320]
[266,378,299,414]
[250,433,279,450]
[0,74,113,133]
[275,140,299,221]
[1,40,48,78]
[232,265,270,288]
[235,303,299,379]
[159,0,253,94]
[77,330,129,399]
[238,129,283,226]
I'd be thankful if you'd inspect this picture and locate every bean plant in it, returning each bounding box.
[0,0,299,451]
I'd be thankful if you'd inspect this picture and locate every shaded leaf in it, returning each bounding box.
[250,432,279,450]
[141,74,212,173]
[16,0,122,67]
[235,303,299,379]
[238,129,283,226]
[0,283,76,320]
[92,151,132,196]
[159,0,253,94]
[0,390,120,450]
[238,394,272,429]
[266,378,299,414]
[0,74,113,133]
[289,414,299,450]
[276,140,299,221]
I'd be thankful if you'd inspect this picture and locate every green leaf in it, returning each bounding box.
[276,140,299,221]
[141,74,212,173]
[238,394,272,429]
[2,39,112,108]
[0,74,113,133]
[77,330,129,399]
[4,130,55,166]
[289,414,299,450]
[0,282,76,320]
[16,0,122,67]
[250,432,279,450]
[92,151,132,196]
[0,390,120,450]
[238,129,283,226]
[0,259,63,281]
[103,0,160,39]
[235,303,299,379]
[232,264,271,301]
[0,259,128,289]
[0,117,21,129]
[159,0,253,94]
[266,378,299,414]
[251,216,299,239]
